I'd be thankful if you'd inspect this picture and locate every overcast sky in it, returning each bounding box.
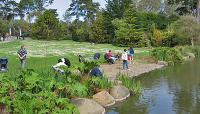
[15,0,106,20]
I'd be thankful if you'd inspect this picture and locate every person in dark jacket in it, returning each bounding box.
[90,66,102,77]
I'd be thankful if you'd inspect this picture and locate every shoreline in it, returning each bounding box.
[101,60,165,80]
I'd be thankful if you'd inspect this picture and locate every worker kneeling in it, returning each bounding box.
[52,58,71,75]
[89,66,102,77]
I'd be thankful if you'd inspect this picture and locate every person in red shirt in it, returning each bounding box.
[108,50,112,59]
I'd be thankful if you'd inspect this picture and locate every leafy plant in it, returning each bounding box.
[151,47,183,65]
[117,74,142,94]
[77,61,100,75]
[84,76,112,95]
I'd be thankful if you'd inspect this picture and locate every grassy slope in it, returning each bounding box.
[0,39,150,76]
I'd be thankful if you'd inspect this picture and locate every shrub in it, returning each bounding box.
[150,47,183,65]
[0,70,79,114]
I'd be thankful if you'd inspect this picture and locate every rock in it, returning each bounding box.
[157,61,168,66]
[92,91,115,107]
[187,53,195,59]
[71,98,105,114]
[110,85,130,101]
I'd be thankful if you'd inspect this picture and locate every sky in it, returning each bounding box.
[15,0,106,20]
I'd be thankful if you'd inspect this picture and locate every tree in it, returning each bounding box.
[19,0,54,22]
[68,0,99,23]
[0,18,9,37]
[91,12,114,43]
[63,10,72,23]
[105,0,132,19]
[68,0,83,20]
[0,0,18,20]
[171,15,200,46]
[167,0,198,16]
[136,0,164,12]
[31,9,63,40]
[68,20,90,41]
[112,7,144,47]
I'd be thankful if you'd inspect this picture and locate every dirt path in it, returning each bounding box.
[101,60,164,81]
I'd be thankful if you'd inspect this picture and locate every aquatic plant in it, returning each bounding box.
[117,74,142,94]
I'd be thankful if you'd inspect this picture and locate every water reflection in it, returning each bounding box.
[106,60,200,114]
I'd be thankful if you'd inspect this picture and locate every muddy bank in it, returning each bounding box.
[101,61,165,81]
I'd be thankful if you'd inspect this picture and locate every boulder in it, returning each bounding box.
[110,85,130,101]
[71,98,105,114]
[157,61,168,66]
[92,91,115,107]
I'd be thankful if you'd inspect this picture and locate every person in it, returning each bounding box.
[17,44,27,69]
[78,55,85,62]
[93,53,100,60]
[121,49,129,70]
[129,47,134,64]
[90,66,102,77]
[52,58,71,75]
[108,50,118,62]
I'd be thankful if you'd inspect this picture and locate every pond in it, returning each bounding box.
[106,59,200,114]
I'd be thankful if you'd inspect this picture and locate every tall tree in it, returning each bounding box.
[68,0,83,20]
[19,0,54,22]
[112,7,144,47]
[68,0,99,22]
[105,0,132,19]
[91,12,114,43]
[31,9,63,40]
[136,0,164,12]
[167,0,198,16]
[0,0,18,20]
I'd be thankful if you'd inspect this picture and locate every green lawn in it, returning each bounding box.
[0,39,150,76]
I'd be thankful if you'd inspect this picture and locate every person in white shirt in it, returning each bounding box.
[121,49,129,70]
[52,58,71,74]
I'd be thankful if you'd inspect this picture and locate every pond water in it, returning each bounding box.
[106,59,200,114]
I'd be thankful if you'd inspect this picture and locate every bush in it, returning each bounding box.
[0,69,79,114]
[150,47,183,65]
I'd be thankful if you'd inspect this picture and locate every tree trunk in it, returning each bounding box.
[197,0,200,23]
[191,37,194,46]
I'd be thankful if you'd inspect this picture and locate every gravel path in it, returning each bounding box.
[101,60,165,81]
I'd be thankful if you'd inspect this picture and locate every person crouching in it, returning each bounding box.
[52,58,71,75]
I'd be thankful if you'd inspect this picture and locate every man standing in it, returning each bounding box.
[122,49,129,70]
[18,45,27,69]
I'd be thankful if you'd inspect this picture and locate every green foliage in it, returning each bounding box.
[69,20,90,41]
[170,16,200,46]
[112,7,144,47]
[77,61,100,75]
[117,74,142,94]
[83,76,112,95]
[0,18,9,36]
[31,9,64,40]
[105,0,132,19]
[67,83,88,97]
[0,69,79,114]
[91,13,114,43]
[13,20,30,36]
[167,0,198,15]
[151,47,183,65]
